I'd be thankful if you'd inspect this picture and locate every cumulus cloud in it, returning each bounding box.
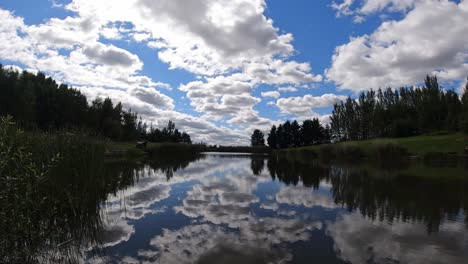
[128,87,174,109]
[261,91,280,99]
[276,94,347,117]
[78,86,248,144]
[63,0,321,129]
[0,9,167,92]
[327,0,468,91]
[27,16,99,48]
[82,42,141,68]
[278,86,298,92]
[65,0,320,78]
[0,0,323,145]
[332,0,422,18]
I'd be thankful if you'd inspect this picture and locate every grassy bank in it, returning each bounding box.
[204,145,271,154]
[276,133,468,162]
[106,142,272,158]
[105,141,204,159]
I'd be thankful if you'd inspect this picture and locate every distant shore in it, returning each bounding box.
[273,133,468,162]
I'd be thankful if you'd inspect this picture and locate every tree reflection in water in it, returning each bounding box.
[266,155,468,232]
[2,151,467,263]
[0,152,200,263]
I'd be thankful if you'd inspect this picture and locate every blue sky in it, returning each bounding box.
[1,0,467,144]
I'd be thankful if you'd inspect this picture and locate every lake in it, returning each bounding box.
[3,153,468,263]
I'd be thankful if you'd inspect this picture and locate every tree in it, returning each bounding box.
[291,120,301,147]
[301,118,324,146]
[267,125,277,149]
[282,121,292,147]
[181,132,192,144]
[461,80,468,133]
[251,129,265,146]
[276,124,286,148]
[0,65,194,144]
[330,102,345,141]
[121,111,138,141]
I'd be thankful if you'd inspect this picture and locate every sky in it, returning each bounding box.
[0,0,467,145]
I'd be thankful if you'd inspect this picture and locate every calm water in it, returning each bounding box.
[3,153,468,263]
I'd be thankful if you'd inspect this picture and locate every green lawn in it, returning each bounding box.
[296,133,467,155]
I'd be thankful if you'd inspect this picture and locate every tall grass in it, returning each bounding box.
[0,116,111,263]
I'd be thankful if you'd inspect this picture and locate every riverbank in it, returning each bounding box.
[275,133,468,162]
[105,142,272,158]
[105,141,204,159]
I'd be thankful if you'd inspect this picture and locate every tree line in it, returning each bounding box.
[251,118,331,148]
[254,75,468,149]
[330,76,468,141]
[0,65,191,143]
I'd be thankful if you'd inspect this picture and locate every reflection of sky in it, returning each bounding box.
[327,212,468,264]
[87,155,468,263]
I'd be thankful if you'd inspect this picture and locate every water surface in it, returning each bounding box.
[3,153,467,263]
[86,154,468,263]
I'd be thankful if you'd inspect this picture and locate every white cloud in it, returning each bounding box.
[278,86,298,92]
[0,0,324,145]
[0,9,167,92]
[128,87,174,109]
[359,0,420,14]
[64,0,300,76]
[331,0,356,16]
[327,0,468,91]
[78,86,248,144]
[131,32,151,42]
[81,42,141,68]
[276,94,347,117]
[332,0,422,17]
[63,0,321,129]
[261,91,280,99]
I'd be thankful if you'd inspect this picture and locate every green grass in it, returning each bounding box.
[295,133,467,156]
[105,141,203,158]
[275,133,468,163]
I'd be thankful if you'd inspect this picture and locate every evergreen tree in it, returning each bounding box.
[301,118,324,146]
[251,129,265,146]
[0,65,193,143]
[267,125,277,149]
[461,80,468,133]
[291,120,301,147]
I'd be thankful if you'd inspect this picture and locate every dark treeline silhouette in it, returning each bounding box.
[0,65,191,143]
[331,76,468,141]
[146,120,192,144]
[264,119,331,149]
[258,75,468,149]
